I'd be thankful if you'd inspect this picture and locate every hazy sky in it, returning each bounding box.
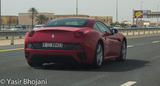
[1,0,160,21]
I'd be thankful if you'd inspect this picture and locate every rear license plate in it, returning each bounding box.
[42,43,63,48]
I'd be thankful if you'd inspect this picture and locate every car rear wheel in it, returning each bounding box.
[93,43,104,67]
[116,40,127,61]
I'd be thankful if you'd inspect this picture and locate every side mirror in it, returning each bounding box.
[111,29,118,34]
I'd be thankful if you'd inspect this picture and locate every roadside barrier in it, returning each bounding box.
[0,28,160,45]
[0,30,27,45]
[119,28,160,36]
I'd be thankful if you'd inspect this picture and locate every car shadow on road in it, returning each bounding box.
[39,59,150,72]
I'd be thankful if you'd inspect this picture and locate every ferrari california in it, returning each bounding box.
[24,18,127,68]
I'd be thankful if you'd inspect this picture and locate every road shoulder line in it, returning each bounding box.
[0,48,24,52]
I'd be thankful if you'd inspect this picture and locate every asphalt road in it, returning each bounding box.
[0,36,160,86]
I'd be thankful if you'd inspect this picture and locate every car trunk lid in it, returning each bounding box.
[30,27,87,43]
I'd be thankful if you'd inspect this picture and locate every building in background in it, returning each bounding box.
[1,16,18,25]
[156,21,160,25]
[133,10,160,26]
[1,13,113,26]
[18,12,54,25]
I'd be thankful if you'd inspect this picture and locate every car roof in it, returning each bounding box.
[54,17,97,22]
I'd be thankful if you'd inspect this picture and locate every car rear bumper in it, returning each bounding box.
[25,48,93,64]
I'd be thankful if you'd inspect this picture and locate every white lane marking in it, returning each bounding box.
[127,45,134,48]
[152,41,160,44]
[121,81,136,86]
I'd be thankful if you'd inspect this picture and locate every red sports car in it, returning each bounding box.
[24,18,127,68]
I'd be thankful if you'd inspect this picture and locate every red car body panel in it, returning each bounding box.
[24,18,125,65]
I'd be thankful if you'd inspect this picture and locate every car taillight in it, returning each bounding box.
[28,30,35,37]
[74,31,84,38]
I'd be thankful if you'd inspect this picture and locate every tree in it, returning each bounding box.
[28,7,38,29]
[36,15,48,24]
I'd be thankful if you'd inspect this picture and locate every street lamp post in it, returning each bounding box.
[76,0,78,15]
[157,3,159,23]
[0,0,1,30]
[140,1,144,10]
[140,1,143,26]
[116,0,118,23]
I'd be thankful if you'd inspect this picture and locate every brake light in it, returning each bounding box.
[28,30,35,37]
[74,31,84,38]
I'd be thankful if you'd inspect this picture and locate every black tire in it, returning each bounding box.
[28,61,44,68]
[93,43,104,67]
[116,40,127,61]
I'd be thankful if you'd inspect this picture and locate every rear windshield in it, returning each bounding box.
[44,18,90,27]
[34,26,42,28]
